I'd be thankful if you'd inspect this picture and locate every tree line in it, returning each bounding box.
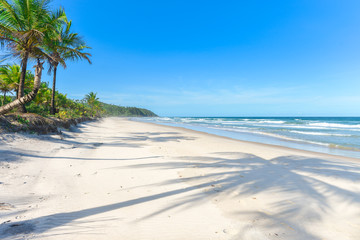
[0,64,157,118]
[102,103,157,117]
[0,0,156,118]
[0,0,91,115]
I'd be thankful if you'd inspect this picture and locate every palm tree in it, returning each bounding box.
[84,92,101,116]
[0,59,44,115]
[33,82,51,107]
[46,20,91,115]
[0,64,33,96]
[0,65,19,105]
[0,65,20,95]
[0,77,12,105]
[85,92,99,105]
[0,0,66,113]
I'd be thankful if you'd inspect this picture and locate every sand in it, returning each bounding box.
[0,117,360,240]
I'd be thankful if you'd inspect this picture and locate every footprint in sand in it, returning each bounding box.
[0,203,14,210]
[93,143,103,147]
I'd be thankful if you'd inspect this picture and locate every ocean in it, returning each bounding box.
[137,117,360,159]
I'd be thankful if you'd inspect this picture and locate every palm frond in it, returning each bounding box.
[45,17,91,74]
[0,0,23,30]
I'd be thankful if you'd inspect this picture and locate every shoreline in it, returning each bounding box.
[136,117,360,160]
[1,117,360,239]
[133,118,360,163]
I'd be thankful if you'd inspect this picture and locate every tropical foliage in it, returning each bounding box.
[0,0,67,113]
[45,20,91,115]
[0,0,156,119]
[0,64,34,104]
[101,103,157,117]
[0,75,156,119]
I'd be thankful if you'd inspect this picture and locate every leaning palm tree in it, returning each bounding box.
[0,2,65,115]
[46,20,91,115]
[0,0,67,113]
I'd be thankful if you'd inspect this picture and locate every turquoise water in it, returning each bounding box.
[138,117,360,159]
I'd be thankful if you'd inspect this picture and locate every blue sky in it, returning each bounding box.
[41,0,360,116]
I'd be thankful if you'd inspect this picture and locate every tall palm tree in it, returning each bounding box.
[46,20,91,115]
[0,0,66,113]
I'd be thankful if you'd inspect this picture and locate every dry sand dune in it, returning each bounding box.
[1,118,360,240]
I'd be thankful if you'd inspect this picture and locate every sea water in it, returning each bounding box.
[137,117,360,159]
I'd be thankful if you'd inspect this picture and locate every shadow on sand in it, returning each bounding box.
[1,122,360,239]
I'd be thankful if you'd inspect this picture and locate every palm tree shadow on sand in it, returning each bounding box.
[2,151,360,239]
[134,152,360,239]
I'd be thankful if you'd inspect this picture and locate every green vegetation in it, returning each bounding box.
[45,20,91,115]
[16,115,29,125]
[0,75,156,119]
[0,0,67,114]
[102,103,157,117]
[0,0,156,120]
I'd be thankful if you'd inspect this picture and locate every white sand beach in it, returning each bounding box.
[1,117,360,240]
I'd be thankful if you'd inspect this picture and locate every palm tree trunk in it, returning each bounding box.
[2,92,6,105]
[17,52,29,113]
[0,61,44,115]
[50,65,57,115]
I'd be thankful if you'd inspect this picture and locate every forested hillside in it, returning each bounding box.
[101,102,157,117]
